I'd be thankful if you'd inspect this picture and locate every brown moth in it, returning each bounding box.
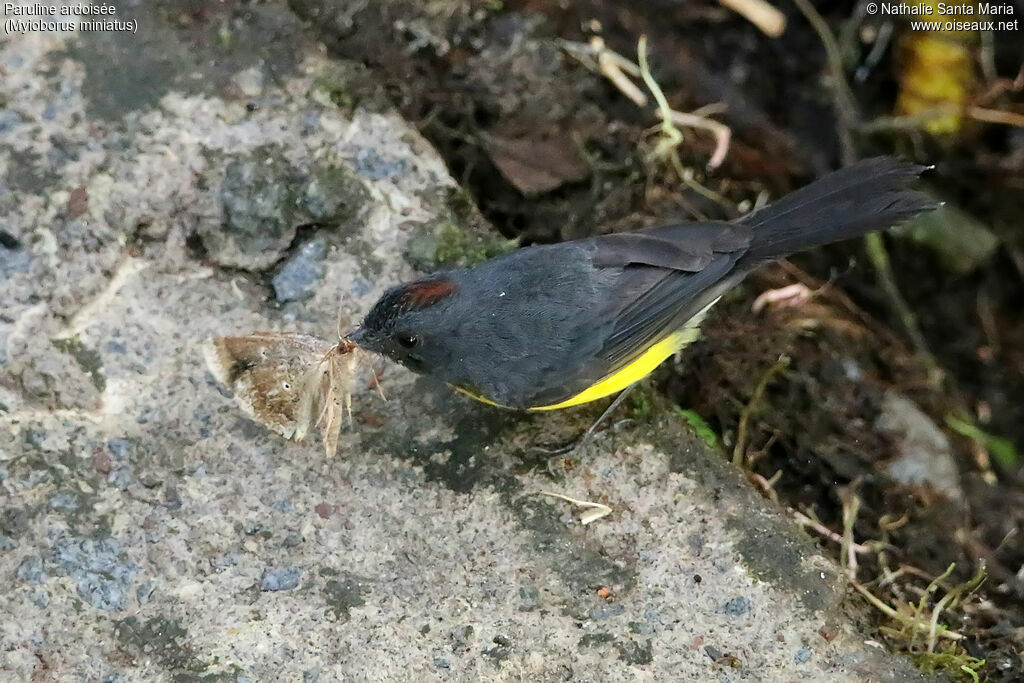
[203,333,362,457]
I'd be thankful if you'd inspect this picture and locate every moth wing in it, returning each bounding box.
[318,351,361,457]
[204,333,334,441]
[295,361,330,442]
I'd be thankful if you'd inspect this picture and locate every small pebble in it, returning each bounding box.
[261,567,302,591]
[722,596,751,617]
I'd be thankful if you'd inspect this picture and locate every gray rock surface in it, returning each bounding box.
[1,3,933,681]
[876,392,963,499]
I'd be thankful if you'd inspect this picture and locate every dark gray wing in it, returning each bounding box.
[587,222,752,368]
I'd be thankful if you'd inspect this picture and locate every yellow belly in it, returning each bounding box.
[453,300,716,411]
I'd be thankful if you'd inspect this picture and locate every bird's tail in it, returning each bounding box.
[738,157,938,267]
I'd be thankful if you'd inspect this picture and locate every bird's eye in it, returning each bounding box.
[397,333,418,348]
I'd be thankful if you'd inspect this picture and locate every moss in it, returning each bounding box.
[674,407,721,452]
[626,385,657,420]
[578,633,615,648]
[404,186,516,271]
[51,336,106,392]
[323,574,371,621]
[311,73,353,109]
[615,639,653,665]
[114,616,208,674]
[302,164,370,226]
[309,62,388,112]
[912,649,985,682]
[405,220,514,271]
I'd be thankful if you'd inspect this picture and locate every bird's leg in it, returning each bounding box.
[536,384,639,473]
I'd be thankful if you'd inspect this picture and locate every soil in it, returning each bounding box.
[290,0,1024,678]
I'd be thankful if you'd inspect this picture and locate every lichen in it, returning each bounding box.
[51,336,106,392]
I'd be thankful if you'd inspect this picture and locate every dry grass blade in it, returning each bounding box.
[560,35,732,171]
[718,0,786,38]
[540,491,613,525]
[732,354,790,465]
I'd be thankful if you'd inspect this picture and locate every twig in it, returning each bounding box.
[751,282,813,314]
[860,104,1024,133]
[561,36,733,170]
[663,109,732,170]
[840,487,861,579]
[591,37,649,107]
[638,35,684,159]
[718,0,786,38]
[775,260,908,351]
[967,105,1024,128]
[791,509,872,555]
[749,469,782,502]
[732,354,790,465]
[863,232,934,362]
[791,0,859,166]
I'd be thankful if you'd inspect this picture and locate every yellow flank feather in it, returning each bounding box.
[452,300,717,411]
[531,300,717,411]
[530,327,697,410]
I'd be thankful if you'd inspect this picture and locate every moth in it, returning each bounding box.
[204,332,368,457]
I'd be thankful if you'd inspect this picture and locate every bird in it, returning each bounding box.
[348,157,937,414]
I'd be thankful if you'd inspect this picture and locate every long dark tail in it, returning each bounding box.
[738,157,938,267]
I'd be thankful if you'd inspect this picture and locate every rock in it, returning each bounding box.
[518,585,539,611]
[200,149,370,271]
[722,596,752,617]
[892,202,999,274]
[590,603,626,620]
[451,624,475,647]
[54,537,136,611]
[15,555,46,585]
[0,237,32,283]
[273,239,327,303]
[210,147,305,269]
[300,165,369,224]
[323,575,370,621]
[351,147,409,181]
[876,392,963,498]
[261,568,302,592]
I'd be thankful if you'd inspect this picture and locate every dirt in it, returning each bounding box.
[289,0,1024,678]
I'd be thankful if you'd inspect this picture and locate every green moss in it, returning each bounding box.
[912,649,985,682]
[404,187,516,271]
[615,638,653,665]
[302,164,370,226]
[674,407,720,452]
[114,616,207,674]
[405,219,515,271]
[51,337,105,392]
[309,63,388,112]
[578,633,615,648]
[626,386,656,419]
[323,574,371,621]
